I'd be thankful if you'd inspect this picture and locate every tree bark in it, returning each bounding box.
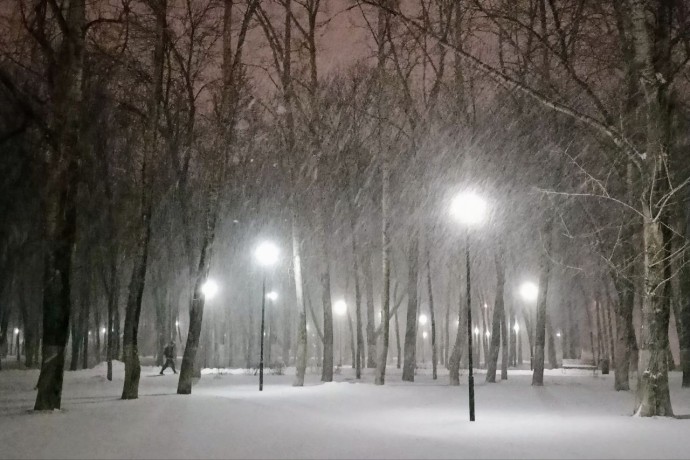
[365,252,377,368]
[320,249,334,382]
[449,256,465,386]
[121,200,152,400]
[402,235,419,382]
[426,246,438,380]
[34,0,85,411]
[292,217,309,386]
[374,153,391,386]
[395,311,401,369]
[487,251,505,382]
[532,213,554,386]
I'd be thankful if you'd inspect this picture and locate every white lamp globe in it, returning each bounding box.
[450,192,487,226]
[333,300,347,316]
[266,291,278,301]
[419,314,428,326]
[520,282,539,303]
[201,279,219,299]
[255,241,280,266]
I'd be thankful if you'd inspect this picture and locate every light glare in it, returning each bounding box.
[255,241,280,266]
[202,279,219,299]
[520,281,539,303]
[450,192,487,225]
[333,300,347,316]
[266,291,278,301]
[419,314,428,325]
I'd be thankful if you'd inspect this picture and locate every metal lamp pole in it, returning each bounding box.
[259,274,266,391]
[466,230,475,422]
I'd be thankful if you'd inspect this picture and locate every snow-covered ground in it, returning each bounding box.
[1,363,690,459]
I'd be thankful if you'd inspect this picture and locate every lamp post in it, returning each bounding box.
[334,300,347,367]
[255,241,279,391]
[450,191,487,422]
[520,281,538,370]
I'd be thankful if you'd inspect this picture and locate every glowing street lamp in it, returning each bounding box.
[255,241,280,392]
[513,323,520,333]
[334,300,347,316]
[474,326,479,336]
[266,291,278,302]
[201,279,219,300]
[520,282,539,303]
[450,190,487,423]
[423,331,429,339]
[419,314,428,326]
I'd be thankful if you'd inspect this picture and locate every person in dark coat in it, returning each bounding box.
[160,341,177,375]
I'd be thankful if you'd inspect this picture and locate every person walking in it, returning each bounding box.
[160,341,177,375]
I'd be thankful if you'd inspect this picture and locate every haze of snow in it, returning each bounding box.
[1,363,690,459]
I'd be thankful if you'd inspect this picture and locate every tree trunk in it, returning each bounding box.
[500,299,508,379]
[320,256,334,382]
[349,207,364,379]
[81,298,89,370]
[365,253,377,368]
[444,285,450,368]
[508,304,510,366]
[426,247,438,380]
[70,312,80,371]
[292,216,308,386]
[487,251,505,383]
[402,235,419,382]
[121,201,152,400]
[532,213,554,386]
[34,0,84,411]
[374,154,391,386]
[595,300,605,367]
[394,311,401,369]
[177,161,223,394]
[449,265,465,386]
[546,315,558,370]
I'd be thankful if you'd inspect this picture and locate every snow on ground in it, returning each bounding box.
[1,363,690,459]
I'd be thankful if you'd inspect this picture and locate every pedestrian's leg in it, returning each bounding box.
[171,359,177,374]
[160,362,168,375]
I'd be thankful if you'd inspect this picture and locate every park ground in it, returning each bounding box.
[1,363,690,459]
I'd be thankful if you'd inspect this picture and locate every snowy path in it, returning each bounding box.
[1,364,690,459]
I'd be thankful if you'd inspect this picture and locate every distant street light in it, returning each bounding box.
[556,331,561,338]
[266,291,278,302]
[474,326,479,336]
[520,282,539,303]
[520,281,539,370]
[13,328,19,335]
[450,190,487,422]
[333,300,347,316]
[419,314,428,326]
[423,331,428,339]
[201,279,219,299]
[513,323,520,333]
[255,241,280,391]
